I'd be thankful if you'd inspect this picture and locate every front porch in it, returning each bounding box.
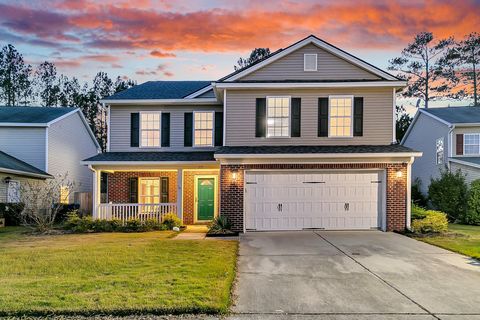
[91,165,220,225]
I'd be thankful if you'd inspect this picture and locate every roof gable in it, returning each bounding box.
[221,35,399,82]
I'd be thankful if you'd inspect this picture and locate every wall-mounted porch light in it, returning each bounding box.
[396,170,403,178]
[231,171,238,181]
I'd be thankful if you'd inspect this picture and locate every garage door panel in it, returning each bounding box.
[245,171,382,231]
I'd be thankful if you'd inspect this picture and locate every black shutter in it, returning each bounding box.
[161,113,170,147]
[161,177,169,203]
[291,98,301,137]
[184,112,193,147]
[130,113,139,147]
[318,98,328,137]
[456,134,464,155]
[129,177,138,203]
[353,97,364,137]
[214,112,223,146]
[255,98,267,138]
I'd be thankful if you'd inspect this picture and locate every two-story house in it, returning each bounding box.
[0,107,100,204]
[83,35,421,232]
[402,107,480,195]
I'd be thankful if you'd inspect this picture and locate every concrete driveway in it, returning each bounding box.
[230,231,480,320]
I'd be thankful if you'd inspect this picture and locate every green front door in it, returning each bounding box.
[197,178,215,221]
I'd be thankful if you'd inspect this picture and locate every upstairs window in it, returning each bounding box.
[304,54,317,71]
[194,111,214,147]
[267,96,290,137]
[140,112,161,147]
[329,96,353,137]
[464,133,480,155]
[436,137,444,165]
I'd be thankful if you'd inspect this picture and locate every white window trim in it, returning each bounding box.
[6,180,20,203]
[139,111,162,148]
[328,95,354,138]
[266,96,291,138]
[138,177,161,204]
[463,133,480,155]
[193,110,215,148]
[436,137,444,165]
[304,54,318,71]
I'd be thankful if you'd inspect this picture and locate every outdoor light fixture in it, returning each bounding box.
[231,171,238,181]
[396,170,403,178]
[3,176,11,184]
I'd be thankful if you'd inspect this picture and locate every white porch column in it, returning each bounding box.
[406,158,413,230]
[92,169,101,219]
[177,168,183,220]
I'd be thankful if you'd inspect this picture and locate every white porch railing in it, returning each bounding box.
[96,203,177,223]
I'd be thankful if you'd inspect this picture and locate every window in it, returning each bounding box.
[140,112,161,147]
[436,137,444,165]
[304,54,317,71]
[329,96,353,137]
[194,111,214,147]
[267,96,290,137]
[464,133,480,155]
[60,186,70,204]
[139,178,160,204]
[6,180,20,203]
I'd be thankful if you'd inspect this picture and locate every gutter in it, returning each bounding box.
[0,167,53,179]
[214,152,423,160]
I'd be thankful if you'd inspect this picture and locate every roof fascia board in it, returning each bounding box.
[452,123,480,127]
[449,157,480,169]
[214,152,422,159]
[0,167,52,179]
[419,109,453,126]
[75,109,102,151]
[81,160,219,165]
[183,85,213,99]
[46,108,79,126]
[223,36,398,81]
[101,98,221,105]
[400,110,421,144]
[213,81,406,89]
[0,123,47,127]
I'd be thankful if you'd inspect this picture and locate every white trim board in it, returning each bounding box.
[101,98,220,105]
[215,152,422,160]
[222,35,399,81]
[213,81,406,90]
[0,167,52,179]
[449,157,480,169]
[184,85,214,99]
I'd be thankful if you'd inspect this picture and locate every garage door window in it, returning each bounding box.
[267,96,290,137]
[329,96,353,137]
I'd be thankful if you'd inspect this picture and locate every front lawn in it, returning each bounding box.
[0,227,238,316]
[415,224,480,259]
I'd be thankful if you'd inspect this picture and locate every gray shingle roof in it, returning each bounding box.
[0,151,52,178]
[0,107,75,124]
[215,145,418,154]
[83,151,216,162]
[422,107,480,124]
[105,81,212,100]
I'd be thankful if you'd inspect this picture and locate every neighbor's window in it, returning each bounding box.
[60,186,70,204]
[139,178,160,204]
[267,96,290,137]
[329,96,353,137]
[436,137,444,165]
[140,112,161,147]
[194,111,214,147]
[464,133,480,155]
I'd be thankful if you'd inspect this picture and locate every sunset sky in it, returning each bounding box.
[0,0,479,107]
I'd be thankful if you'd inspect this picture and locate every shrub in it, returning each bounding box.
[0,203,24,226]
[428,169,467,222]
[162,213,182,229]
[208,216,232,234]
[411,204,428,220]
[464,179,480,225]
[64,212,94,233]
[411,209,448,234]
[411,178,427,207]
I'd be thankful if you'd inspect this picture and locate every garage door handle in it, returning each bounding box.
[344,203,349,211]
[277,204,280,212]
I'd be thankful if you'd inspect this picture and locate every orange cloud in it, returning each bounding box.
[150,50,176,58]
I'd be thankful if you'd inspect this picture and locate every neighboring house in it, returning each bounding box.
[83,35,421,232]
[0,107,100,204]
[402,107,480,195]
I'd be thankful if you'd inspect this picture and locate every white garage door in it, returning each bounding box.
[245,171,383,231]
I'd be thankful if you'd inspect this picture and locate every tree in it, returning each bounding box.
[114,76,136,93]
[235,48,271,71]
[388,32,454,108]
[0,44,32,106]
[58,75,81,107]
[444,33,480,106]
[34,61,61,107]
[395,104,412,142]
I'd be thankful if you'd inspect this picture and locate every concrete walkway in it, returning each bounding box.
[232,231,480,320]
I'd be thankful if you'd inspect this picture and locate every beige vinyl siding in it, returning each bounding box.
[0,174,35,203]
[225,88,394,146]
[241,44,381,81]
[452,126,480,156]
[109,105,223,152]
[48,112,99,196]
[450,162,480,185]
[0,127,46,171]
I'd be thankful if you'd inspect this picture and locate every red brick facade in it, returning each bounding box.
[182,170,220,224]
[220,163,408,232]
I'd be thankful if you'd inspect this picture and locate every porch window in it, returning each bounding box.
[329,96,353,137]
[140,112,161,147]
[266,96,290,137]
[194,111,214,147]
[464,133,480,155]
[138,177,169,204]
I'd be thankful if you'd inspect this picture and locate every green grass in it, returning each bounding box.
[415,223,480,260]
[0,227,238,316]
